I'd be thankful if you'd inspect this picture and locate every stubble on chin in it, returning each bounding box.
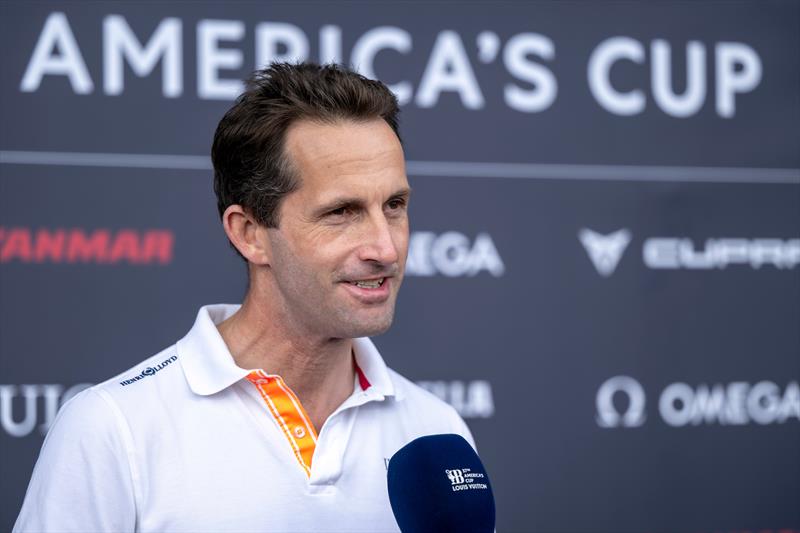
[326,298,397,339]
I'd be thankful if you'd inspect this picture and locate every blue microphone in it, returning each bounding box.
[387,434,496,533]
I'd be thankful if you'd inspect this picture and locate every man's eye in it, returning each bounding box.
[328,207,349,217]
[387,198,407,210]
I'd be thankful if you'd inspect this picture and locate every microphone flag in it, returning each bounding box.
[387,434,495,533]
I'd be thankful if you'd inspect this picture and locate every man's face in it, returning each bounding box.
[264,118,410,340]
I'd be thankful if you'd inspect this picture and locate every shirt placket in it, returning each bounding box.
[244,368,385,485]
[246,370,318,477]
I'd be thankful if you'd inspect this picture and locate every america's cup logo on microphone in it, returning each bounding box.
[443,467,488,491]
[445,469,465,485]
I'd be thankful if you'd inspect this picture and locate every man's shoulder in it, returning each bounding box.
[46,343,189,448]
[90,343,185,406]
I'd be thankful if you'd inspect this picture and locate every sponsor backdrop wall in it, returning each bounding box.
[1,2,798,532]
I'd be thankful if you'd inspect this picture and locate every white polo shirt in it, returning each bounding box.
[15,304,475,532]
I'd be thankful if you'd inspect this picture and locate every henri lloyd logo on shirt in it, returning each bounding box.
[445,468,488,491]
[119,355,177,386]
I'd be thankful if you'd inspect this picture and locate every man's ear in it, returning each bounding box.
[221,204,271,265]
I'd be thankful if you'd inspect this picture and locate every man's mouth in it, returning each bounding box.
[348,278,386,289]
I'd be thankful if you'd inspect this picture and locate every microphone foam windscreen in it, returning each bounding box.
[386,434,495,533]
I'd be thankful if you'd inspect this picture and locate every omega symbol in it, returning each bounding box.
[595,375,646,428]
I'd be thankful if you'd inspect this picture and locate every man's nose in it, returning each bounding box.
[358,212,400,265]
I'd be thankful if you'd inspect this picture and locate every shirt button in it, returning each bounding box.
[294,426,306,439]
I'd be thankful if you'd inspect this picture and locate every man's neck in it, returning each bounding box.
[216,292,356,432]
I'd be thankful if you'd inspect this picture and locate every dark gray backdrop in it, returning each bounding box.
[1,2,798,532]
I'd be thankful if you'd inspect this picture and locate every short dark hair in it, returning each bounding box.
[211,62,401,243]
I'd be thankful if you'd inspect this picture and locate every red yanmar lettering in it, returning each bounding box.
[0,227,174,265]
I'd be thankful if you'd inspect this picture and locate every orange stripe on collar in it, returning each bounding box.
[246,370,317,476]
[246,356,370,477]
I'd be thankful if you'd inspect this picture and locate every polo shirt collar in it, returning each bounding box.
[178,304,400,400]
[352,337,400,400]
[178,304,249,396]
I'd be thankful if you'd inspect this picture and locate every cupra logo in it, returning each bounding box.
[578,228,632,277]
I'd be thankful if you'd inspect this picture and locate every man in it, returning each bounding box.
[14,62,474,532]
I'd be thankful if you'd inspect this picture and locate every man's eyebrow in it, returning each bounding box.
[312,188,413,218]
[312,198,364,218]
[389,187,412,200]
[314,198,361,216]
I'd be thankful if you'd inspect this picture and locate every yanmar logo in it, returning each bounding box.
[445,467,488,492]
[0,227,174,264]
